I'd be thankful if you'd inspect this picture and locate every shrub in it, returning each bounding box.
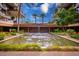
[0,44,42,51]
[5,32,11,36]
[19,30,25,34]
[46,46,61,51]
[54,28,61,32]
[44,46,79,51]
[0,33,5,40]
[66,29,75,34]
[10,32,16,35]
[11,29,16,32]
[71,34,79,39]
[0,44,79,51]
[21,44,42,51]
[10,29,17,35]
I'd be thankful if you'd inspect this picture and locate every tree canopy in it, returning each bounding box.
[53,6,79,25]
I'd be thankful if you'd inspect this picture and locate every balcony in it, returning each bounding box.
[0,19,14,27]
[0,11,10,19]
[0,4,8,10]
[57,3,75,8]
[7,3,19,7]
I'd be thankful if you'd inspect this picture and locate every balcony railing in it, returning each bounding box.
[0,19,14,23]
[0,4,8,10]
[0,11,10,19]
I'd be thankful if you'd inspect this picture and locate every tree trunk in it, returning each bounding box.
[42,17,43,24]
[35,17,36,23]
[17,3,21,32]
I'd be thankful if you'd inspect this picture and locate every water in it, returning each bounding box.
[1,33,79,48]
[25,33,53,48]
[29,33,51,39]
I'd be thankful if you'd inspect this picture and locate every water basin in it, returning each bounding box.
[1,33,79,48]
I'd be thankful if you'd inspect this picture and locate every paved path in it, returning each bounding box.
[0,51,79,56]
[57,35,79,43]
[52,33,79,43]
[0,34,24,43]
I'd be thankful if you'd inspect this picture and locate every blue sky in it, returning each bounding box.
[20,3,57,23]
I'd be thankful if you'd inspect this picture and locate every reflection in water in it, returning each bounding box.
[26,33,53,48]
[2,33,79,48]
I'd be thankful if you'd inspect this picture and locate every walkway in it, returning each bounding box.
[52,33,79,43]
[0,51,79,56]
[0,34,24,43]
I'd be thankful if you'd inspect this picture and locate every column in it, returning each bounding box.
[49,27,50,33]
[28,27,29,33]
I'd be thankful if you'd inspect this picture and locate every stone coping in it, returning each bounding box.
[51,33,79,43]
[0,33,24,43]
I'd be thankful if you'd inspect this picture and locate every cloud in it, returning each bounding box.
[41,3,49,13]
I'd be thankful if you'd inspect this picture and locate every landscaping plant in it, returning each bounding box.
[0,33,5,40]
[54,28,62,33]
[71,34,79,39]
[45,46,79,51]
[66,29,75,35]
[0,44,42,51]
[10,29,17,35]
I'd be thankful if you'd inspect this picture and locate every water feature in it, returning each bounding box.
[1,33,79,48]
[25,33,53,48]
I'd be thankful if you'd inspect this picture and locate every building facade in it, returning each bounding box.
[0,3,79,33]
[0,3,24,31]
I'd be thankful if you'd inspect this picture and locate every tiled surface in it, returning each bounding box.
[0,51,79,56]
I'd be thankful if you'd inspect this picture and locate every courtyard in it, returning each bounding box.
[0,3,79,56]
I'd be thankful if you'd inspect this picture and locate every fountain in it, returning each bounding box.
[25,32,53,48]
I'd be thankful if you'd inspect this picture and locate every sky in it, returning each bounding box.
[20,3,57,23]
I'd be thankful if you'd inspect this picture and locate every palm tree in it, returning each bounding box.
[32,14,37,23]
[17,3,21,32]
[40,13,45,23]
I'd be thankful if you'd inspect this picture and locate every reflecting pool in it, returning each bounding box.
[1,33,79,48]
